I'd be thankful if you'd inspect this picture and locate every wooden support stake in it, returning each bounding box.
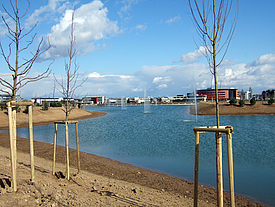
[194,131,200,207]
[53,120,80,178]
[12,105,17,184]
[53,123,57,175]
[8,103,17,191]
[216,132,223,207]
[227,132,235,207]
[28,105,35,182]
[193,126,235,207]
[65,122,70,180]
[75,122,80,173]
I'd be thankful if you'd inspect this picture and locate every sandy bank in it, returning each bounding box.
[190,101,275,116]
[0,107,106,129]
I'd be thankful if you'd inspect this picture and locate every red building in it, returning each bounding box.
[197,89,238,100]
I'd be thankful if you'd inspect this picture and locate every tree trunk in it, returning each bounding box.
[213,0,220,128]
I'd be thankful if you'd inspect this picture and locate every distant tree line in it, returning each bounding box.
[262,89,275,100]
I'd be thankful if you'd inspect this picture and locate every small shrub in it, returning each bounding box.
[239,99,245,107]
[268,97,275,105]
[42,102,49,110]
[229,98,237,105]
[250,97,256,105]
[23,106,28,114]
[50,102,62,107]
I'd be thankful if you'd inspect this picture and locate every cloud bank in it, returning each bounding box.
[21,52,275,99]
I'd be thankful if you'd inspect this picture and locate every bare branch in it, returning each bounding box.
[55,8,87,120]
[188,0,238,128]
[0,0,53,100]
[0,77,13,90]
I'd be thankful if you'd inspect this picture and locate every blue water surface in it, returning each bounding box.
[4,105,275,206]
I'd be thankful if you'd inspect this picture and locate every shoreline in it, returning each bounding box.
[0,107,107,130]
[0,133,265,206]
[190,101,275,116]
[0,107,266,206]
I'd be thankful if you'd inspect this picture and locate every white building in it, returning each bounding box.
[244,91,252,100]
[0,94,22,102]
[31,97,63,105]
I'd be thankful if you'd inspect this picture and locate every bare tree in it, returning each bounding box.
[249,87,253,99]
[0,0,52,101]
[187,0,238,127]
[54,9,87,121]
[241,89,244,99]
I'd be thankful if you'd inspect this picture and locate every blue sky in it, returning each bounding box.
[0,0,275,99]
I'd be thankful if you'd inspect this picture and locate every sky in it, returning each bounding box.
[0,0,275,99]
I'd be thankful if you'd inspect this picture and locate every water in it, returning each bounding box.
[4,105,275,206]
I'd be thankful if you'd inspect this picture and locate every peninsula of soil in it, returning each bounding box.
[190,101,275,116]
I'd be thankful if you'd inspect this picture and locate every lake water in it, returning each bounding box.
[4,105,275,206]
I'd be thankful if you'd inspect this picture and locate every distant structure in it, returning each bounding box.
[196,88,239,100]
[82,96,105,105]
[244,91,252,100]
[0,94,22,102]
[31,97,63,105]
[172,93,207,103]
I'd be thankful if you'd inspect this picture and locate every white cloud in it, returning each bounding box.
[117,0,141,20]
[25,0,70,28]
[87,72,134,80]
[0,10,15,36]
[132,87,143,92]
[179,46,205,63]
[165,15,181,24]
[135,24,147,31]
[18,53,275,99]
[88,72,101,78]
[216,54,275,91]
[41,0,120,60]
[247,54,275,67]
[152,76,172,89]
[156,84,167,89]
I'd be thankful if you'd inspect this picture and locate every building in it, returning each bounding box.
[244,91,252,100]
[0,94,22,102]
[228,89,239,100]
[186,93,207,102]
[31,97,63,105]
[172,94,207,103]
[82,96,105,105]
[196,88,239,100]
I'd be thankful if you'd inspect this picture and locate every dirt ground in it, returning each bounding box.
[0,106,267,206]
[190,101,275,116]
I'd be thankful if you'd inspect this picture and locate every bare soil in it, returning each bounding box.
[0,106,266,206]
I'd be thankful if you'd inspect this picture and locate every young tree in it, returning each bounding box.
[271,89,275,99]
[241,89,244,99]
[262,90,266,100]
[187,1,238,206]
[0,0,52,101]
[250,97,256,105]
[187,0,238,127]
[239,99,245,107]
[54,9,87,121]
[249,87,253,99]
